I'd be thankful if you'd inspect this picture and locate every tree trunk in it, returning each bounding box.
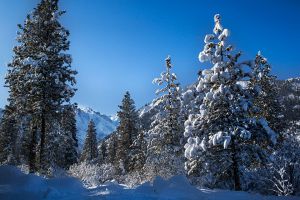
[29,124,37,173]
[39,112,46,171]
[287,163,295,195]
[231,138,241,191]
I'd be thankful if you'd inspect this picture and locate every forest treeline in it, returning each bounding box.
[0,0,299,196]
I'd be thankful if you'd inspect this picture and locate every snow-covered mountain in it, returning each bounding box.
[76,105,118,148]
[0,106,117,149]
[277,77,300,122]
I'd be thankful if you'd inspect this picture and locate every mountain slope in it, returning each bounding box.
[0,106,117,149]
[76,106,118,148]
[278,77,300,123]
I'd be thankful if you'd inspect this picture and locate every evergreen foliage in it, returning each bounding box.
[61,105,78,168]
[3,0,77,173]
[0,105,19,164]
[249,52,284,133]
[81,120,98,162]
[184,14,277,190]
[105,132,118,165]
[0,7,299,197]
[115,92,144,174]
[145,56,184,180]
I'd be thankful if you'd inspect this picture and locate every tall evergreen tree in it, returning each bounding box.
[81,120,98,162]
[5,0,77,172]
[249,52,284,133]
[145,56,184,179]
[184,14,277,190]
[115,91,141,174]
[61,105,78,168]
[153,56,182,145]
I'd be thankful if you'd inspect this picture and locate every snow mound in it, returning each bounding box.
[0,165,86,200]
[0,165,298,200]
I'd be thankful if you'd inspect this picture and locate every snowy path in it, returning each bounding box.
[0,166,299,200]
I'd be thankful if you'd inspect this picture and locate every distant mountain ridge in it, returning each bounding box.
[0,106,118,149]
[76,105,118,148]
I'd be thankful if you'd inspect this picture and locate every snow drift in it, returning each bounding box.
[0,165,298,200]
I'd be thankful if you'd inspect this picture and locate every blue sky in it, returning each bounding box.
[0,0,299,115]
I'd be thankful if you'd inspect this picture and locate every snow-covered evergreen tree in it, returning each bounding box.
[115,91,143,174]
[144,56,184,180]
[249,52,284,133]
[80,120,98,162]
[184,14,277,190]
[5,0,77,172]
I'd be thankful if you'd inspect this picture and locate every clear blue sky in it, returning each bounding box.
[0,0,299,115]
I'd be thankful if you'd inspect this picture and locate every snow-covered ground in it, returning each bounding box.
[0,166,299,200]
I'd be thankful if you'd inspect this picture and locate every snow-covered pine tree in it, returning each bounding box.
[184,14,278,190]
[5,0,77,172]
[115,91,141,174]
[80,120,98,162]
[61,105,78,168]
[144,56,184,180]
[249,52,284,133]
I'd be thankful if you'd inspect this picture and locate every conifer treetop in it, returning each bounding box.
[153,55,179,96]
[199,14,233,65]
